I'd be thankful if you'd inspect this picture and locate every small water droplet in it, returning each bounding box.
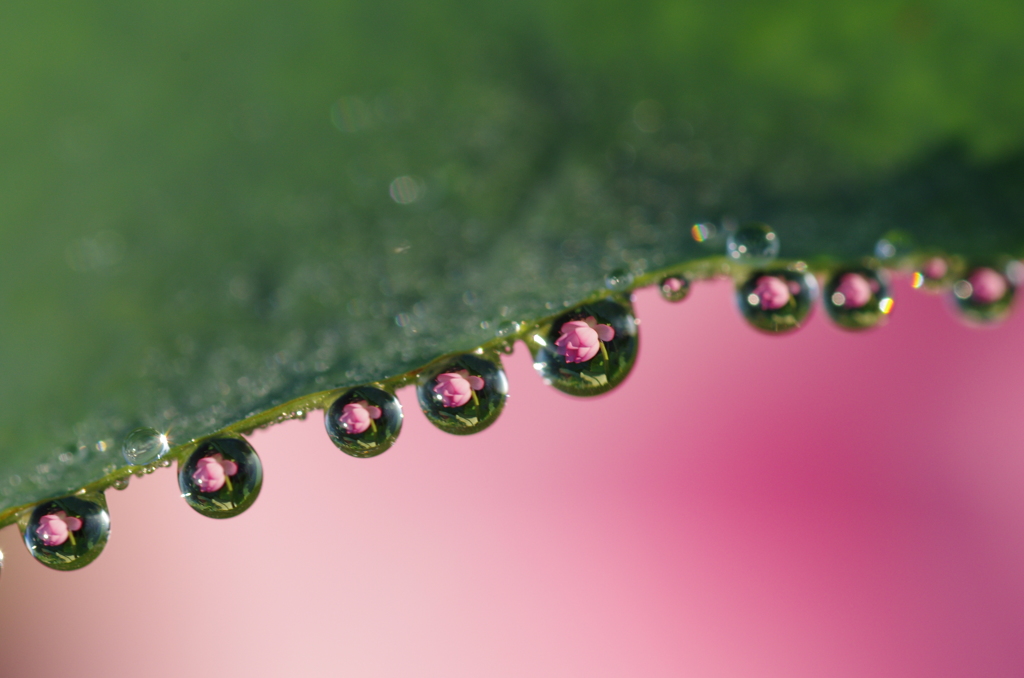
[325,386,403,458]
[495,320,521,339]
[604,268,634,291]
[874,231,914,260]
[122,427,170,465]
[659,275,690,303]
[952,266,1015,324]
[417,353,508,435]
[111,477,129,490]
[823,268,893,330]
[912,256,952,290]
[158,459,172,468]
[22,493,110,571]
[178,437,263,518]
[726,223,779,262]
[691,223,716,243]
[736,270,818,334]
[530,297,639,396]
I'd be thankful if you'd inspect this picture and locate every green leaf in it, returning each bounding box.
[2,0,1023,520]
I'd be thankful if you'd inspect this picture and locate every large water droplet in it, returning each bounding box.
[659,275,690,303]
[178,436,263,518]
[604,268,634,291]
[737,269,818,334]
[912,256,953,291]
[530,297,639,396]
[22,493,110,571]
[823,267,893,330]
[122,427,169,465]
[417,353,508,434]
[952,266,1015,324]
[726,223,779,262]
[325,386,403,458]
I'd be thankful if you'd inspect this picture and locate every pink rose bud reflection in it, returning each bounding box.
[434,370,485,408]
[555,316,615,363]
[752,276,791,310]
[663,278,684,293]
[35,511,83,547]
[968,268,1008,304]
[192,452,239,493]
[923,257,948,280]
[834,273,873,309]
[338,400,382,435]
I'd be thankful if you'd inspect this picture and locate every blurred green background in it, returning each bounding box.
[2,0,1023,514]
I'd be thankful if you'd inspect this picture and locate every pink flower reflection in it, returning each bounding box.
[339,400,383,435]
[555,316,615,363]
[35,511,83,547]
[834,273,873,309]
[968,268,1008,304]
[434,370,485,408]
[752,276,791,310]
[192,453,239,493]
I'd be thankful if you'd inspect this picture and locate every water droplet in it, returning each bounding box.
[604,268,634,291]
[178,436,263,518]
[912,256,952,291]
[325,386,403,458]
[495,320,521,339]
[122,427,169,465]
[111,477,129,491]
[737,270,818,334]
[158,459,172,468]
[659,275,690,303]
[691,223,716,243]
[823,268,893,330]
[530,297,639,396]
[726,223,779,262]
[952,266,1015,324]
[417,353,508,435]
[874,231,914,260]
[22,493,110,571]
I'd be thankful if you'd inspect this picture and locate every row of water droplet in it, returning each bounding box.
[0,222,1017,579]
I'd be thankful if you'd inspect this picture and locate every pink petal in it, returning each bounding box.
[467,375,485,390]
[64,516,83,531]
[366,405,383,419]
[583,316,598,328]
[222,459,239,476]
[595,324,615,342]
[435,373,458,384]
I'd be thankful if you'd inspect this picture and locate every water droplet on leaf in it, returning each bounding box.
[178,436,263,518]
[22,493,110,571]
[604,268,634,291]
[874,230,914,261]
[417,353,508,435]
[659,275,690,302]
[952,266,1015,324]
[737,270,818,334]
[691,223,716,243]
[122,427,169,465]
[530,297,639,396]
[495,320,521,338]
[325,386,403,458]
[726,223,779,262]
[111,477,129,490]
[912,256,952,291]
[823,268,893,330]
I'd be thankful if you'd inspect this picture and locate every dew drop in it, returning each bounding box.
[111,477,129,490]
[495,320,521,339]
[659,275,690,303]
[178,436,262,518]
[604,268,634,291]
[951,266,1015,324]
[726,223,779,262]
[417,353,508,435]
[122,427,170,466]
[823,267,893,330]
[874,231,914,261]
[736,270,818,334]
[22,493,110,571]
[691,222,716,243]
[530,297,638,396]
[325,386,403,458]
[912,256,951,291]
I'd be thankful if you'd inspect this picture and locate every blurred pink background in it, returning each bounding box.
[2,278,1023,677]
